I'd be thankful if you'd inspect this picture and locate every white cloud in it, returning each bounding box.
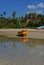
[37,3,44,8]
[27,5,35,9]
[27,3,44,9]
[26,10,43,14]
[35,10,43,14]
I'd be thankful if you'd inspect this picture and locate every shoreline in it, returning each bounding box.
[0,29,44,39]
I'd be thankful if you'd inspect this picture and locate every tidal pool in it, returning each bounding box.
[0,36,44,65]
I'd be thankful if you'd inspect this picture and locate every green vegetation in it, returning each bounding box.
[0,11,44,28]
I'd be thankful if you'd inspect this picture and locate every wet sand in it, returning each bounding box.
[0,29,44,39]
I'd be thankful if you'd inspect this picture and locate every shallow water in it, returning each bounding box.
[0,37,44,65]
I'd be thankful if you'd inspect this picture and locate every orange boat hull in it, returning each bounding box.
[18,30,28,36]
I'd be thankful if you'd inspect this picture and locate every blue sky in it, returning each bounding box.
[0,0,44,17]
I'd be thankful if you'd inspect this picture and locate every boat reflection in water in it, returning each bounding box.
[19,37,28,43]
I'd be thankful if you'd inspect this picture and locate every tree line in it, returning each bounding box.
[0,11,44,29]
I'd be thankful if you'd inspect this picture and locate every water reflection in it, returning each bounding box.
[0,38,44,48]
[0,37,44,65]
[0,41,16,48]
[13,42,16,48]
[19,37,28,43]
[19,38,44,47]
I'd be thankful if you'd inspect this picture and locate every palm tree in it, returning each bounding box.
[12,11,16,19]
[0,14,3,18]
[0,14,3,21]
[3,12,6,16]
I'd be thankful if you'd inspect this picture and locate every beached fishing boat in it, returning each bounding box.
[18,30,28,36]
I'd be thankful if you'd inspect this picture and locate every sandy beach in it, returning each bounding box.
[0,29,44,39]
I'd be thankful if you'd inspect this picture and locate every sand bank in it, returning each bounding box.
[0,29,44,39]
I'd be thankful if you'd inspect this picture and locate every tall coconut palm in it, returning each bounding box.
[3,12,6,16]
[12,11,16,19]
[0,14,3,21]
